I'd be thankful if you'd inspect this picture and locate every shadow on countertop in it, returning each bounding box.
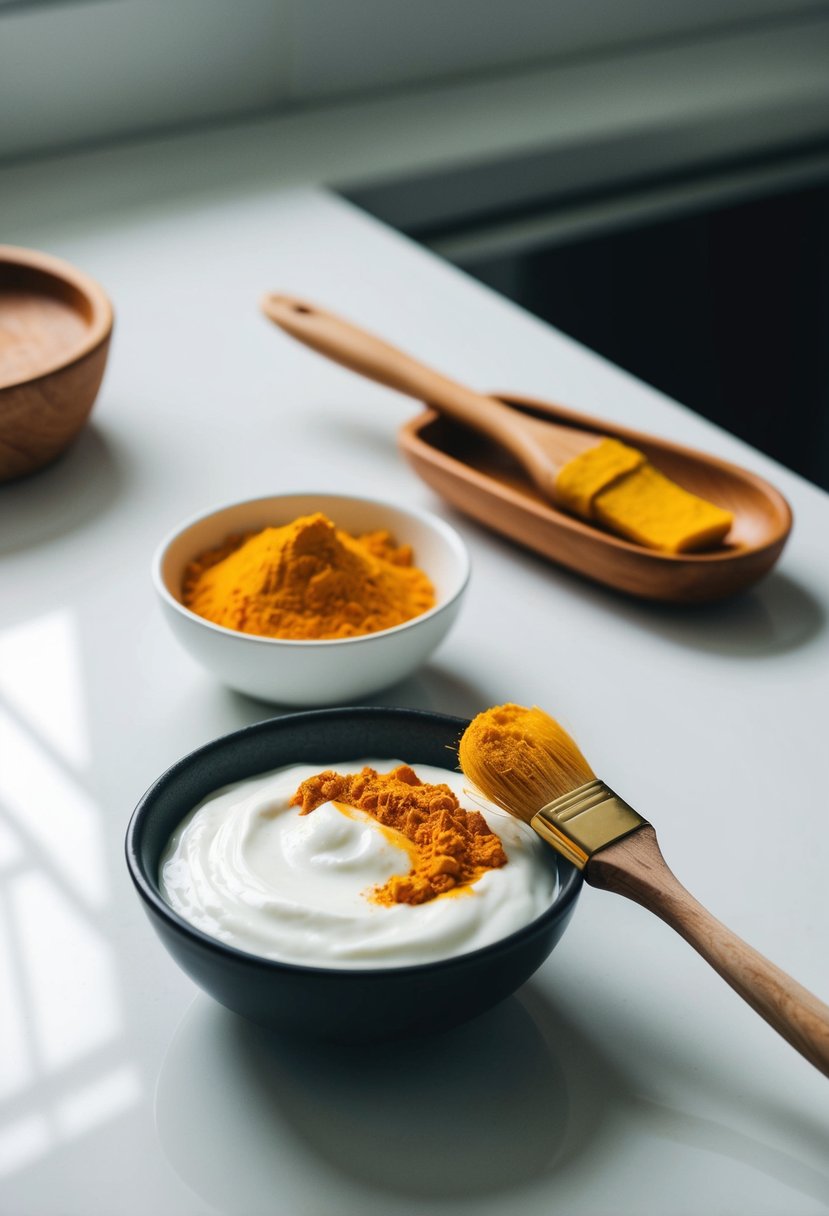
[0,424,125,554]
[155,993,572,1208]
[155,983,829,1212]
[223,663,488,727]
[616,569,826,658]
[457,504,825,659]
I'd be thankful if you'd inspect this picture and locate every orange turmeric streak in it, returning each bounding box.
[182,513,435,640]
[290,765,507,906]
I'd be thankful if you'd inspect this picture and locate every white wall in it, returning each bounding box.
[1,0,827,162]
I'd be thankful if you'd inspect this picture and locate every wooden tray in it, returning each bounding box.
[399,393,792,604]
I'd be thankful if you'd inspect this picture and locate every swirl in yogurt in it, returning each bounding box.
[159,760,558,968]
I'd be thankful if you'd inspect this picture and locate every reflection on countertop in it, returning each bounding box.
[155,993,571,1211]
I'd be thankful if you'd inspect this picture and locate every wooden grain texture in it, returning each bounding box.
[0,246,113,482]
[261,293,598,490]
[588,826,829,1078]
[401,405,790,603]
[261,293,792,603]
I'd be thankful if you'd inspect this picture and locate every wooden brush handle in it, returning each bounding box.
[588,827,829,1077]
[260,293,587,490]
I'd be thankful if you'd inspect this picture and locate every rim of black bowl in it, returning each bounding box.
[125,706,582,979]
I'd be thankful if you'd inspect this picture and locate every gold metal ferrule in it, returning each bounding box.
[530,779,647,870]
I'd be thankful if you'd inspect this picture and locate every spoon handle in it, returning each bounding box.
[261,293,588,490]
[587,826,829,1077]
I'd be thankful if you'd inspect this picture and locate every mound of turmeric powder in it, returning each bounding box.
[291,764,507,906]
[182,513,435,640]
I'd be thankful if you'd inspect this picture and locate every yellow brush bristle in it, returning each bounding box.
[458,703,593,824]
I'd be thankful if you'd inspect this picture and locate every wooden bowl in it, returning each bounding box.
[399,393,793,604]
[0,245,113,481]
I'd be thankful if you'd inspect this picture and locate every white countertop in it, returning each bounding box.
[1,52,829,1216]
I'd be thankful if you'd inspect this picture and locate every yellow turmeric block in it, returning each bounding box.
[593,462,733,552]
[555,437,733,552]
[555,439,645,518]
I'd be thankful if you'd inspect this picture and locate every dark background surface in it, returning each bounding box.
[461,180,829,490]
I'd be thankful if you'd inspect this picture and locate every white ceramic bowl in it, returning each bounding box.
[153,492,470,705]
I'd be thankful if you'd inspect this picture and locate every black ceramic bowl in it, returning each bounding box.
[126,707,582,1042]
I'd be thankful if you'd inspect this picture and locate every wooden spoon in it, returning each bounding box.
[261,293,599,498]
[261,293,793,602]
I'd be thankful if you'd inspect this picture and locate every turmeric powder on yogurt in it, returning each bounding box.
[291,764,507,906]
[182,513,435,640]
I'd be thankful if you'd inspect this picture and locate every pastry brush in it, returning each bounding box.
[459,703,829,1077]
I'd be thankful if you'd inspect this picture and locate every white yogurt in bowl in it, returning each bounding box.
[159,759,558,969]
